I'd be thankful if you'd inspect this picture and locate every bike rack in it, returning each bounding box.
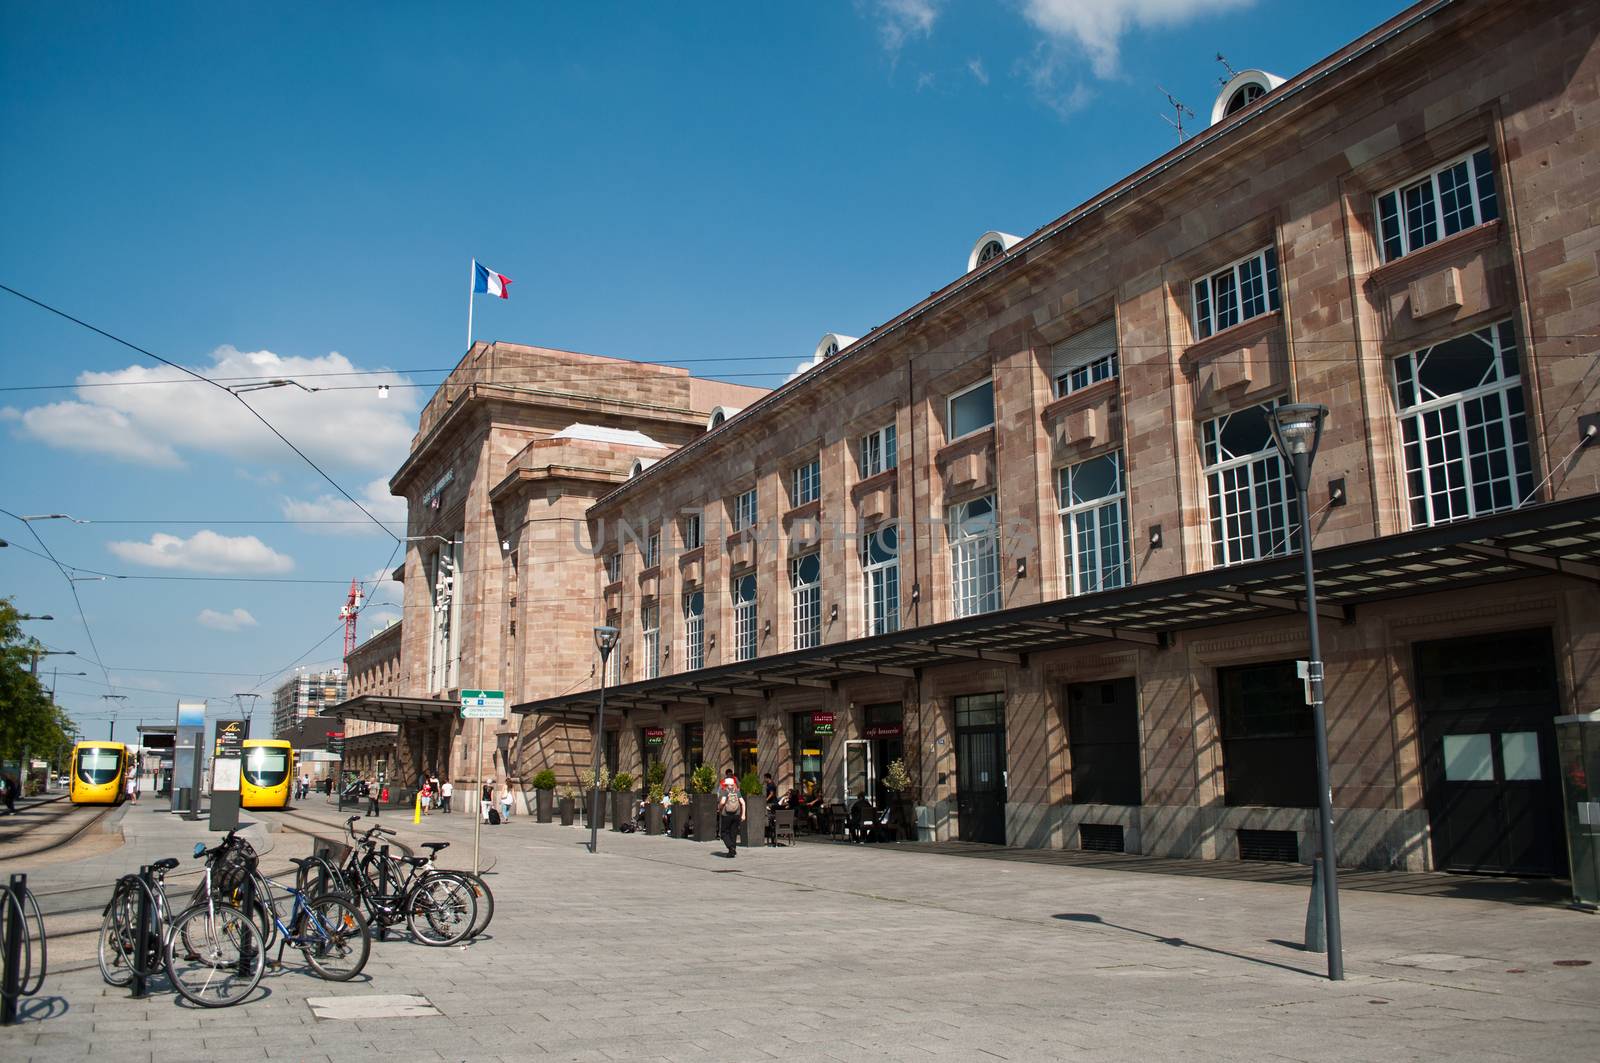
[3,872,48,1024]
[131,866,154,999]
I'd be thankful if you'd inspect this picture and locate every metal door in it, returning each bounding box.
[842,739,874,805]
[955,693,1006,844]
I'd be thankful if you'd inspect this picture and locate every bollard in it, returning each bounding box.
[2,873,24,1025]
[132,866,153,998]
[1304,856,1327,953]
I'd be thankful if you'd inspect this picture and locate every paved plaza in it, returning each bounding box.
[2,801,1596,1062]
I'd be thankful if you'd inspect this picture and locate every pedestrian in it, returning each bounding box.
[364,776,380,817]
[0,774,15,815]
[420,779,433,815]
[499,785,513,822]
[718,774,746,857]
[125,771,139,804]
[763,772,777,809]
[440,778,453,814]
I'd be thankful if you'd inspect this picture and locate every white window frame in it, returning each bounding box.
[1057,451,1130,595]
[603,552,620,584]
[946,378,996,441]
[1192,246,1280,341]
[681,512,703,551]
[1394,320,1532,528]
[790,552,821,650]
[733,573,757,662]
[948,495,1001,618]
[604,614,622,686]
[861,524,900,636]
[1202,402,1299,567]
[733,488,758,532]
[791,458,821,507]
[1053,321,1119,399]
[859,423,898,478]
[1376,146,1499,263]
[640,602,660,680]
[642,527,660,569]
[683,590,704,671]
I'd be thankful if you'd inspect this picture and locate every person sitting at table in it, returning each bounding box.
[798,783,824,833]
[848,792,873,843]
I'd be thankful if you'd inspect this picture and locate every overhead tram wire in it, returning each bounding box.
[0,283,399,543]
[1,506,116,697]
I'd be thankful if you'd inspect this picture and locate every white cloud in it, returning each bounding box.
[868,0,940,60]
[281,478,406,535]
[967,57,990,85]
[108,530,294,574]
[1020,0,1254,79]
[3,345,417,472]
[198,607,258,632]
[236,468,282,485]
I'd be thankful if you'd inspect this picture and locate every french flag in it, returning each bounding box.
[473,261,512,299]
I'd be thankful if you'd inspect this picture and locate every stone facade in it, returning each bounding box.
[337,622,402,783]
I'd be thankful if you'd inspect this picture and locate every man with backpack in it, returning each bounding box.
[717,768,745,857]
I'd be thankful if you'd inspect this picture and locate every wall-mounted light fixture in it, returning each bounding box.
[1015,557,1027,579]
[1149,525,1163,549]
[829,603,838,622]
[378,384,390,399]
[1328,479,1347,507]
[911,582,921,605]
[763,618,771,637]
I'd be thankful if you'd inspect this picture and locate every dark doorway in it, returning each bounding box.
[864,703,904,807]
[1067,678,1142,806]
[604,730,619,779]
[682,722,705,787]
[955,693,1006,844]
[730,717,757,779]
[1415,629,1564,875]
[1218,660,1317,808]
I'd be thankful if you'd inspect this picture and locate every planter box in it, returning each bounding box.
[692,794,720,842]
[535,789,554,823]
[611,792,634,831]
[645,802,665,835]
[740,798,768,848]
[584,790,607,829]
[670,804,691,838]
[558,797,576,826]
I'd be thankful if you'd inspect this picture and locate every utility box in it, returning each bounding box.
[1555,713,1600,910]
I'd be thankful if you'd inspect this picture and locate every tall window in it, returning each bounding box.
[790,553,821,649]
[1378,147,1499,262]
[861,524,900,635]
[681,512,703,551]
[1203,403,1298,567]
[733,573,757,662]
[733,488,758,532]
[640,602,660,680]
[604,612,621,686]
[949,495,1001,617]
[947,379,995,439]
[1058,451,1129,594]
[603,552,620,584]
[1054,320,1119,398]
[791,459,821,506]
[683,590,704,671]
[642,527,660,569]
[859,424,897,478]
[1193,246,1280,340]
[1395,320,1532,527]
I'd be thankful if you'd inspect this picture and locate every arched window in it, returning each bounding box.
[1225,82,1265,115]
[977,239,1005,264]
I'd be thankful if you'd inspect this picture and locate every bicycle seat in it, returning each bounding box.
[153,857,179,872]
[287,856,315,868]
[403,856,431,868]
[420,841,449,852]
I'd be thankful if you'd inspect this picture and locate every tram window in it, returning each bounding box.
[77,748,122,784]
[245,748,290,785]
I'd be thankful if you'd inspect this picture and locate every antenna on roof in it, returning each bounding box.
[1215,52,1239,85]
[1157,86,1195,144]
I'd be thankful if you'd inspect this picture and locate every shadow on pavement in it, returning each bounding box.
[1054,912,1322,978]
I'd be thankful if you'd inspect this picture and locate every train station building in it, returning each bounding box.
[335,0,1600,875]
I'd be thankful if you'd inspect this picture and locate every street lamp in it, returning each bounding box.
[19,513,90,524]
[588,625,621,855]
[1267,402,1344,982]
[18,615,54,621]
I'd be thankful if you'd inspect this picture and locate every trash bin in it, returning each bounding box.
[1555,713,1600,910]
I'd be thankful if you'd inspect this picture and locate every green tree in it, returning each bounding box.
[1,598,77,780]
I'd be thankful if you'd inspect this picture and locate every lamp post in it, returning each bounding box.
[1268,402,1343,982]
[588,625,620,855]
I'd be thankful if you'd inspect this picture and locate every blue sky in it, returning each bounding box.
[1,0,1407,740]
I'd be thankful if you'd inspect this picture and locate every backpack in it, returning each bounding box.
[722,793,743,818]
[488,807,502,825]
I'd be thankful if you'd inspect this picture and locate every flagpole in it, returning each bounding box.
[467,258,475,352]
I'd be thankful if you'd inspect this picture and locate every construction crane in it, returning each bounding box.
[339,578,365,668]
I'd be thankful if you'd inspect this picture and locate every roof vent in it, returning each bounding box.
[967,231,1022,272]
[1211,69,1284,125]
[629,457,658,479]
[707,406,742,430]
[815,332,859,361]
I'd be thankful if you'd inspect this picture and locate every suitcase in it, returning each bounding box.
[488,807,502,825]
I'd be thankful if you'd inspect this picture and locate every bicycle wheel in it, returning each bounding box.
[299,893,370,980]
[165,903,264,1008]
[447,871,495,939]
[405,874,476,946]
[96,886,138,987]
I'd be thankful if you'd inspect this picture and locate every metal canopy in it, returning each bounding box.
[325,694,459,725]
[512,493,1600,718]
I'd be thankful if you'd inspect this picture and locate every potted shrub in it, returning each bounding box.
[883,758,914,840]
[645,783,666,835]
[738,769,766,848]
[610,771,635,832]
[668,785,691,838]
[579,766,610,828]
[556,784,578,826]
[532,769,557,823]
[689,765,719,842]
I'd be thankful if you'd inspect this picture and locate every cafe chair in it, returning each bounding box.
[771,809,796,846]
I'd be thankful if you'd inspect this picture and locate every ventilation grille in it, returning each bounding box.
[1079,823,1125,853]
[1238,828,1298,862]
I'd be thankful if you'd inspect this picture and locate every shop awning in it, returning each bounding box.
[324,695,459,725]
[513,492,1600,718]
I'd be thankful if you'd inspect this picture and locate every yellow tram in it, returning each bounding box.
[69,741,129,805]
[240,739,294,809]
